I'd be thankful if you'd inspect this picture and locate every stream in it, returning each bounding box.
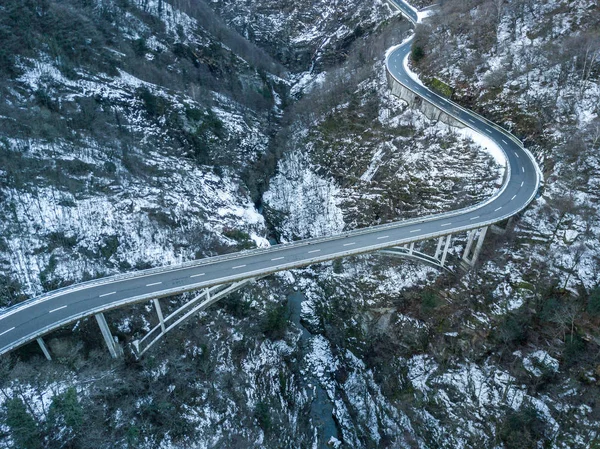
[287,291,340,447]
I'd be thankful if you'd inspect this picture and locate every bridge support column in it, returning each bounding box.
[462,230,476,263]
[36,337,52,361]
[470,226,488,265]
[491,217,513,235]
[95,313,121,358]
[461,227,489,268]
[440,235,452,267]
[153,299,166,333]
[434,237,444,260]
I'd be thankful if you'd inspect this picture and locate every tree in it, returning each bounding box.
[47,387,84,445]
[3,397,41,449]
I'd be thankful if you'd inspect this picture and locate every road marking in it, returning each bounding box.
[521,181,524,187]
[271,257,285,261]
[308,249,321,254]
[146,282,162,287]
[515,154,519,158]
[511,195,517,201]
[377,235,390,240]
[232,265,246,269]
[495,207,502,212]
[441,223,452,227]
[468,118,475,123]
[470,216,480,220]
[49,305,67,313]
[0,327,15,336]
[486,128,493,133]
[410,229,421,233]
[99,292,116,298]
[522,167,525,173]
[502,139,508,144]
[343,242,356,247]
[190,273,205,278]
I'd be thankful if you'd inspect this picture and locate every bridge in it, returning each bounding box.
[0,0,541,360]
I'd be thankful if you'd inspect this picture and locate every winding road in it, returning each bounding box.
[0,0,541,357]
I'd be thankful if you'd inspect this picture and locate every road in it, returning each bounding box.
[0,0,541,356]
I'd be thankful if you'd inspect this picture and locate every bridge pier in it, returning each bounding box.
[491,217,513,235]
[440,234,452,267]
[434,237,444,259]
[462,230,476,263]
[472,227,488,263]
[36,337,52,361]
[153,299,166,333]
[95,313,121,358]
[461,227,488,268]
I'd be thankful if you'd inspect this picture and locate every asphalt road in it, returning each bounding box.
[0,0,541,356]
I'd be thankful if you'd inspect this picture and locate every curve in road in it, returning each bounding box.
[0,0,541,357]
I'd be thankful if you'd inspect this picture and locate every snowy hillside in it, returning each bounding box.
[0,0,281,299]
[1,0,600,448]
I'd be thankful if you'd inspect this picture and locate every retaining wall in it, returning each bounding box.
[386,70,465,128]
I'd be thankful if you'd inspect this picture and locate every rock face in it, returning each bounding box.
[208,0,395,72]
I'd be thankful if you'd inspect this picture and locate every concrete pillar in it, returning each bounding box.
[36,337,52,361]
[153,299,166,333]
[409,242,415,254]
[440,234,452,267]
[95,313,120,358]
[462,230,476,262]
[470,227,488,265]
[434,236,444,260]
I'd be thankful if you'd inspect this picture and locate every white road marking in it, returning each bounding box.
[377,235,390,240]
[146,282,162,287]
[190,273,205,278]
[410,229,421,233]
[470,216,480,220]
[521,181,524,187]
[511,195,517,201]
[271,257,285,261]
[441,223,452,227]
[99,292,116,298]
[468,118,475,123]
[494,207,502,212]
[502,139,508,144]
[49,305,67,313]
[308,249,321,254]
[232,265,246,269]
[0,327,15,336]
[486,128,493,133]
[515,154,519,158]
[522,167,525,173]
[343,242,356,247]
